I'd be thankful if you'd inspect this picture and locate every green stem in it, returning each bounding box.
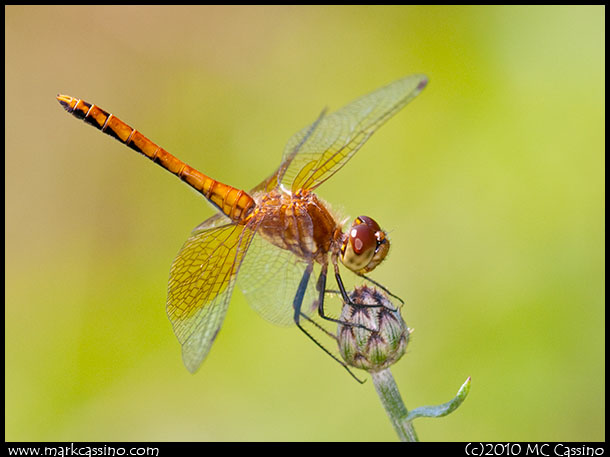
[371,368,418,442]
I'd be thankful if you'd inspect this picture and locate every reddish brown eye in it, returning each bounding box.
[355,215,381,233]
[341,215,390,273]
[349,223,377,254]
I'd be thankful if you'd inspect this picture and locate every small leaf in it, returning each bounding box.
[404,377,471,422]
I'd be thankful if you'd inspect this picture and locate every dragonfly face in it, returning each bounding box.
[57,74,428,377]
[340,216,390,275]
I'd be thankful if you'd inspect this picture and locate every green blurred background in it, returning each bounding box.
[5,6,604,441]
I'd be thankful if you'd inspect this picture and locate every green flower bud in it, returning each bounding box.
[337,285,410,372]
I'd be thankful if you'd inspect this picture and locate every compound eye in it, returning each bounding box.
[355,215,381,233]
[340,223,377,272]
[350,223,377,256]
[340,215,390,273]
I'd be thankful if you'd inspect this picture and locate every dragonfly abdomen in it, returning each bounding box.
[57,95,255,222]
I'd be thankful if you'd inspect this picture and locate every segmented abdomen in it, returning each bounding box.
[56,94,255,223]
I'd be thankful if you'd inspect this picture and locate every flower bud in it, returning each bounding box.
[337,285,410,372]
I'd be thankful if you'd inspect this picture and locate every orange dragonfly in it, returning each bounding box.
[57,74,428,377]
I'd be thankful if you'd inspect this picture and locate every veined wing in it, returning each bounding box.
[277,74,428,192]
[251,109,328,195]
[237,231,319,327]
[191,212,232,232]
[167,220,256,373]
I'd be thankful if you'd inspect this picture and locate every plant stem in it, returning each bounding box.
[371,368,418,442]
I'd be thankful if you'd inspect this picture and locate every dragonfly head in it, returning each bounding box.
[340,216,390,274]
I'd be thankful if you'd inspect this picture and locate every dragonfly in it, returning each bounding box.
[57,74,428,378]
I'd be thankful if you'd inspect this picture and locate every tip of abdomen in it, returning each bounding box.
[56,94,75,111]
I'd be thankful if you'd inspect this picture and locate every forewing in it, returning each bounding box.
[167,221,256,373]
[237,232,319,327]
[278,74,428,191]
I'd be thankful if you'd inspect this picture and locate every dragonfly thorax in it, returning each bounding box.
[253,188,342,265]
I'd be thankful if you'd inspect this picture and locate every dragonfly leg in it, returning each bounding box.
[315,263,346,326]
[356,272,403,308]
[324,289,342,295]
[320,262,379,332]
[293,263,365,384]
[332,263,353,305]
[330,254,394,311]
[298,312,337,341]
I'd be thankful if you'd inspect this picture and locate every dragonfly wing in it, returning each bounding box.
[167,221,256,373]
[278,74,428,191]
[237,232,319,327]
[191,212,232,232]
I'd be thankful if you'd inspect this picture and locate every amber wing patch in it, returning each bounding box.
[167,221,256,373]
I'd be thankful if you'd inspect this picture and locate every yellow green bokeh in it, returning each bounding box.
[5,5,604,441]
